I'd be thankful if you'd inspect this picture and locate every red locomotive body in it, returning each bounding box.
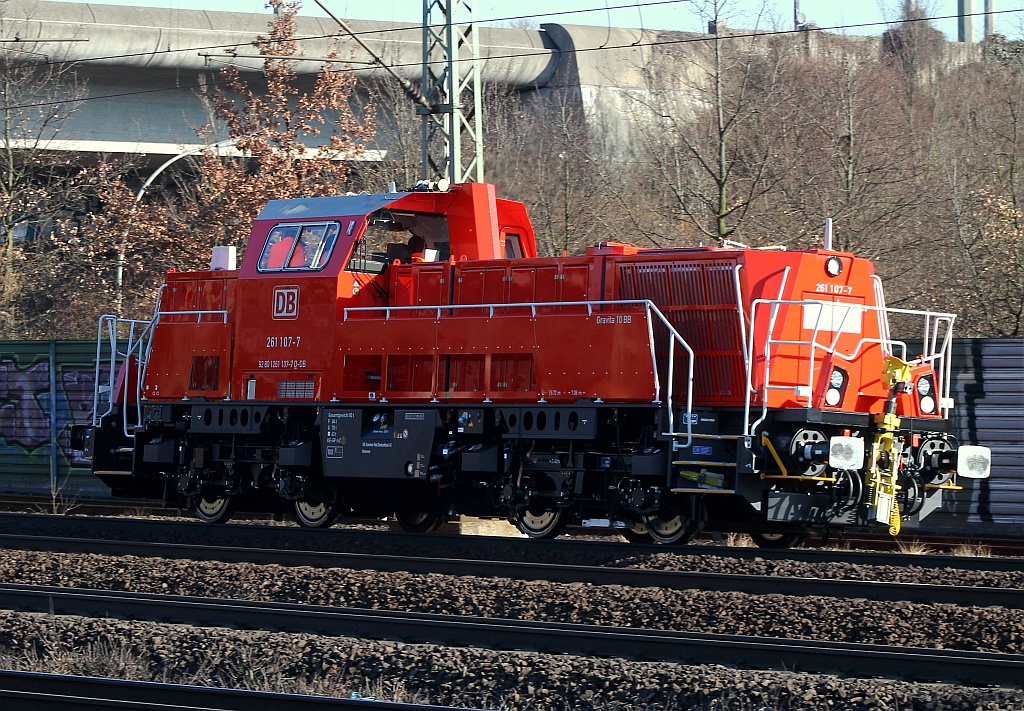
[80,181,990,543]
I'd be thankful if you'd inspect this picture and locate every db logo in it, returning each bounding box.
[273,286,299,319]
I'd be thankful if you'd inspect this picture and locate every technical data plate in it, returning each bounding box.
[321,407,438,478]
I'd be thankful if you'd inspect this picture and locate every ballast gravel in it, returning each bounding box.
[0,548,1022,709]
[611,551,1024,589]
[1,610,1021,710]
[0,550,1021,654]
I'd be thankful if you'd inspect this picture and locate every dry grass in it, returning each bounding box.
[950,542,993,557]
[0,636,791,709]
[122,506,156,518]
[0,640,415,701]
[1,638,152,681]
[30,491,81,516]
[724,532,756,547]
[817,538,853,552]
[896,538,935,555]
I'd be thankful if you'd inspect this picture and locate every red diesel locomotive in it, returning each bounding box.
[79,181,991,545]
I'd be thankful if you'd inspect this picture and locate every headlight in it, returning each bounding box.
[828,435,864,470]
[917,375,936,414]
[830,370,845,389]
[824,367,847,407]
[956,445,991,479]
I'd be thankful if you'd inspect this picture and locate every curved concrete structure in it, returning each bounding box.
[2,0,559,84]
[0,0,580,160]
[0,1,770,163]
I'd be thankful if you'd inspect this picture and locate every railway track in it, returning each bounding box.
[2,533,1020,608]
[2,584,1020,688]
[2,511,1022,702]
[0,669,471,710]
[0,512,1021,574]
[3,496,1023,555]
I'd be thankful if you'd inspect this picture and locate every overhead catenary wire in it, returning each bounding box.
[9,0,1012,71]
[3,4,1023,113]
[310,0,431,111]
[14,0,693,69]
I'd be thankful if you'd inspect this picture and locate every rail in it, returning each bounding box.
[344,299,695,444]
[2,584,1017,688]
[3,532,1020,607]
[0,669,468,711]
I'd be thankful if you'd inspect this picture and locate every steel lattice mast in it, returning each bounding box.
[420,0,483,183]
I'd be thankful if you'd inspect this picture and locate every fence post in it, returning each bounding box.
[49,340,57,495]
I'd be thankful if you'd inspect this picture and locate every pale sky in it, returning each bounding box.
[64,0,1024,42]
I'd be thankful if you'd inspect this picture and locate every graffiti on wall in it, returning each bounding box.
[0,354,100,467]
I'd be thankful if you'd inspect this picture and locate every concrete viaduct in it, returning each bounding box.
[0,0,936,168]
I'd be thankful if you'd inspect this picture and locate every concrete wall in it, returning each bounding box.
[0,0,984,165]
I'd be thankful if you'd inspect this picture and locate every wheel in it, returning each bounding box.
[191,494,235,524]
[293,495,339,528]
[620,522,653,544]
[643,511,693,545]
[393,511,445,533]
[513,507,569,539]
[749,531,803,549]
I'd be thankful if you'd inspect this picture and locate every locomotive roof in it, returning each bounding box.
[256,191,409,222]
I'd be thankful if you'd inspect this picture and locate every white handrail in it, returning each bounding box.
[91,314,156,438]
[744,296,957,436]
[345,298,695,447]
[733,264,752,391]
[746,267,791,435]
[870,274,893,357]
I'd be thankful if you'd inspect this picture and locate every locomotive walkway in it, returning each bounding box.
[1,584,1020,688]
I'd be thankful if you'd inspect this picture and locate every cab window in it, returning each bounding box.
[504,232,523,259]
[347,209,451,274]
[258,222,340,272]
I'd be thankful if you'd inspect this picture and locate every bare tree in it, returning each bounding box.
[623,0,797,243]
[928,57,1024,336]
[180,0,375,257]
[7,0,378,339]
[745,37,928,254]
[0,4,87,337]
[485,88,621,256]
[881,0,947,96]
[15,162,155,337]
[354,76,422,192]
